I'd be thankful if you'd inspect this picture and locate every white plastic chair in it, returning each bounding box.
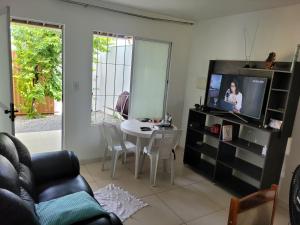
[102,121,136,178]
[140,129,182,186]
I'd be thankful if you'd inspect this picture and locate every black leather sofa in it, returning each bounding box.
[0,132,122,225]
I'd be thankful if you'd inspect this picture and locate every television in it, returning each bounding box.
[206,74,268,120]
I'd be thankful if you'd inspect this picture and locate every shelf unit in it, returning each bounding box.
[184,60,300,197]
[184,109,281,196]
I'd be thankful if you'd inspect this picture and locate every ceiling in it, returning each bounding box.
[94,0,300,22]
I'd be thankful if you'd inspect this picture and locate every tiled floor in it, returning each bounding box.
[81,148,290,225]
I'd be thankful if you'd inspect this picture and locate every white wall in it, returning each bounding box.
[0,0,192,160]
[182,4,300,205]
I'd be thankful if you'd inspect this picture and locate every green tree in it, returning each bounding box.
[12,23,62,118]
[93,36,113,64]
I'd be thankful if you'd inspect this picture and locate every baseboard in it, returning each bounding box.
[79,157,102,165]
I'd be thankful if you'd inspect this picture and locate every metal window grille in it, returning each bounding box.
[92,32,133,123]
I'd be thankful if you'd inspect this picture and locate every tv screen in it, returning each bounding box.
[207,74,268,120]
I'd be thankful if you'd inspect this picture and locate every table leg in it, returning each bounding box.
[135,137,142,179]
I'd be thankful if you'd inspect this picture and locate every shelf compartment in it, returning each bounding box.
[215,175,258,197]
[186,144,217,159]
[271,73,291,90]
[221,138,264,157]
[218,157,262,181]
[191,159,215,179]
[268,91,288,110]
[215,163,258,196]
[188,126,220,139]
[184,147,216,179]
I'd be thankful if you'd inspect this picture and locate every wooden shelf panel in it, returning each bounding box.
[218,157,262,181]
[221,138,264,157]
[188,127,220,139]
[187,144,218,159]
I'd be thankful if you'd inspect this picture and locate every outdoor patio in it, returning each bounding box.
[15,115,62,154]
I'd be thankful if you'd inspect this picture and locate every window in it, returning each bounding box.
[91,32,133,124]
[130,39,171,119]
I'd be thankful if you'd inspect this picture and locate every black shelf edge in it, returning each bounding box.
[240,67,291,74]
[221,138,264,157]
[190,109,277,133]
[271,88,289,93]
[267,108,285,114]
[187,144,218,159]
[188,126,220,139]
[215,176,258,197]
[273,70,292,74]
[218,158,262,181]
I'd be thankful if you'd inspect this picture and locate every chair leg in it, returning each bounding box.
[170,158,175,185]
[122,151,127,164]
[102,146,108,171]
[150,153,159,186]
[163,159,168,173]
[111,151,119,178]
[139,153,146,173]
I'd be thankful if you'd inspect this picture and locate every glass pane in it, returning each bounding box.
[92,34,133,123]
[107,45,116,64]
[115,65,124,96]
[116,45,125,65]
[125,45,132,66]
[106,64,116,95]
[123,65,131,92]
[130,39,170,119]
[91,95,105,124]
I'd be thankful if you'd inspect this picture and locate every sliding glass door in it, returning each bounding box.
[130,38,171,119]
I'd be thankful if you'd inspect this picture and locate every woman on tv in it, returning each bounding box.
[224,80,243,113]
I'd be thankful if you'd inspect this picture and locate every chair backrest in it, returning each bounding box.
[227,185,278,225]
[147,129,182,159]
[102,121,125,151]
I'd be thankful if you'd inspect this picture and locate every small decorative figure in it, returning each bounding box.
[265,52,276,69]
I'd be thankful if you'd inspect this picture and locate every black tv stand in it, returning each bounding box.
[184,60,300,197]
[209,110,249,123]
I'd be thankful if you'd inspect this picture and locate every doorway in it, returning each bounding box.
[11,19,64,153]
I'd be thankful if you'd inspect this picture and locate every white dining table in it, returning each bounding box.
[120,119,159,178]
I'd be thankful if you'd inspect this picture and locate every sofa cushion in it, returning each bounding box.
[35,191,106,225]
[5,133,32,167]
[0,155,20,195]
[0,134,20,172]
[37,175,93,202]
[19,163,36,199]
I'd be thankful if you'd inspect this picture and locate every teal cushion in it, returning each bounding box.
[35,191,107,225]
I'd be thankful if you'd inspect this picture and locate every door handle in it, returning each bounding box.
[4,103,18,122]
[4,109,18,114]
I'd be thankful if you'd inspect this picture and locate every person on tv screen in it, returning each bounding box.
[224,80,242,113]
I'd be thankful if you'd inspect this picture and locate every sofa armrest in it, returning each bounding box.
[31,150,80,185]
[0,188,40,225]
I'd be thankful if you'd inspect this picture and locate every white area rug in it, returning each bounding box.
[94,184,148,222]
